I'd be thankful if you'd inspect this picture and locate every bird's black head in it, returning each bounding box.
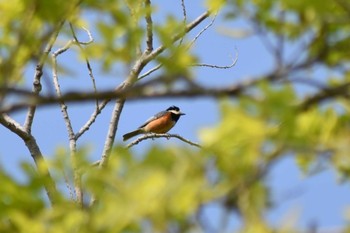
[166,105,185,117]
[166,106,180,112]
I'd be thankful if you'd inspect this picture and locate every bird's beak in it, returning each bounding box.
[179,112,186,115]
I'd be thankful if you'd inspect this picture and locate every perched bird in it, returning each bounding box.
[122,105,185,141]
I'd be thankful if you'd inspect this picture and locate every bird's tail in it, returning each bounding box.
[123,129,143,141]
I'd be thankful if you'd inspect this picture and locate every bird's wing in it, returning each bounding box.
[138,110,168,128]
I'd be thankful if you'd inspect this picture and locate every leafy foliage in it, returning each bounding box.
[1,0,350,232]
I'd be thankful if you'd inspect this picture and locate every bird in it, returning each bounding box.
[122,105,185,141]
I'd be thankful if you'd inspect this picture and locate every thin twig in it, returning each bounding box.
[139,11,213,80]
[126,133,201,148]
[75,100,109,139]
[69,24,102,140]
[179,0,187,45]
[143,11,210,64]
[61,168,75,201]
[193,47,238,69]
[181,0,187,24]
[138,64,162,80]
[188,12,217,49]
[144,0,153,53]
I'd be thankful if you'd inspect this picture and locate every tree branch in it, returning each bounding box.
[126,133,201,148]
[142,11,210,64]
[193,47,238,69]
[52,40,83,206]
[0,114,58,204]
[68,25,102,140]
[300,82,350,111]
[144,0,153,53]
[0,76,262,113]
[188,12,217,49]
[23,20,66,133]
[178,0,187,45]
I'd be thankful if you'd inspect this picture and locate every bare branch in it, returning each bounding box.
[138,64,162,80]
[139,11,213,80]
[144,0,153,53]
[188,12,217,49]
[23,20,66,133]
[0,113,58,204]
[52,40,83,205]
[52,43,75,140]
[99,99,125,167]
[89,99,125,206]
[75,100,109,139]
[181,0,187,24]
[0,114,30,140]
[126,133,201,148]
[193,47,238,69]
[69,24,103,140]
[178,0,187,45]
[74,26,94,45]
[143,11,211,64]
[61,168,75,201]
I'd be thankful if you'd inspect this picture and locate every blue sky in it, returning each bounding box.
[1,0,349,231]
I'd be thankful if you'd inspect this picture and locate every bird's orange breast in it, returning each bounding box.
[143,113,175,133]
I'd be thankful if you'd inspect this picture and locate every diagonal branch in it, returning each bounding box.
[0,114,58,204]
[138,64,162,80]
[300,82,350,111]
[188,12,217,49]
[0,114,30,140]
